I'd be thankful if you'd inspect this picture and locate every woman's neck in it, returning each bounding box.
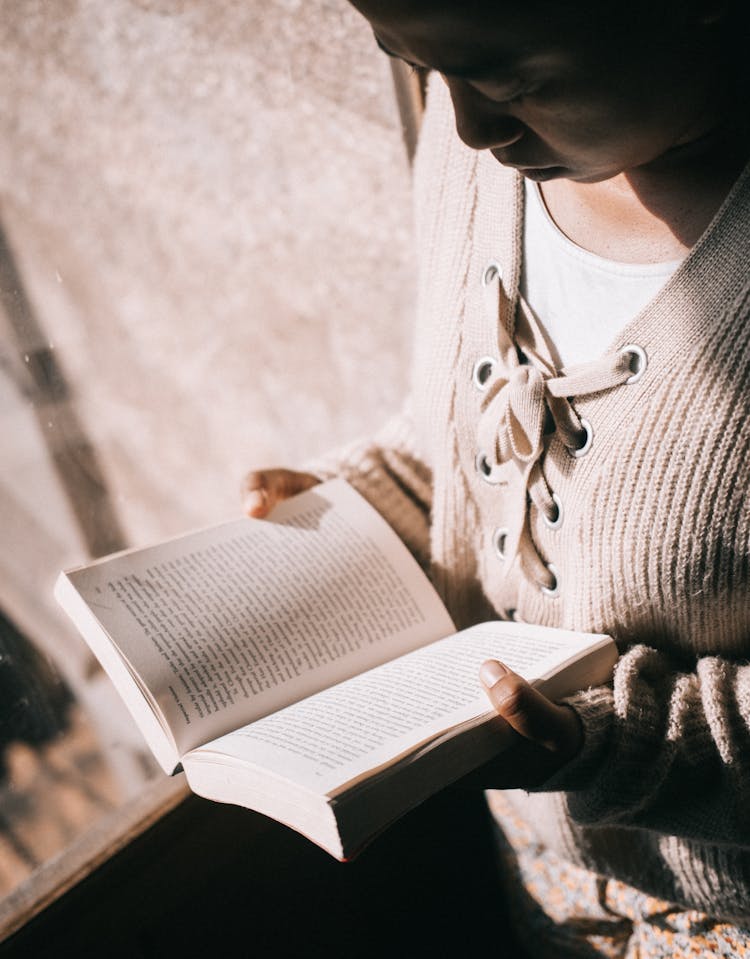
[541,141,748,264]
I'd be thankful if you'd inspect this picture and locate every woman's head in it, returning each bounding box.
[349,0,745,182]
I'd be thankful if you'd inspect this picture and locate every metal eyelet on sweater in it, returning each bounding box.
[622,344,647,384]
[472,356,497,391]
[542,492,564,530]
[475,451,504,484]
[568,418,593,458]
[540,563,560,598]
[482,260,502,287]
[492,527,509,561]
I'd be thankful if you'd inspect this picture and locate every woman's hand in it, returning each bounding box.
[240,468,321,518]
[460,659,584,790]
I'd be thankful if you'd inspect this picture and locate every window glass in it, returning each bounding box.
[0,0,414,916]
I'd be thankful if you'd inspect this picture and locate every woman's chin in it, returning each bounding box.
[516,165,568,182]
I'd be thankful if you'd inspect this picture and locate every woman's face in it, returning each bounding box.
[350,0,727,183]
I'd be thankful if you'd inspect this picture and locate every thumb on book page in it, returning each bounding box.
[479,660,583,761]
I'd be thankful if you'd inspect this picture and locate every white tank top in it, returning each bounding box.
[521,179,681,368]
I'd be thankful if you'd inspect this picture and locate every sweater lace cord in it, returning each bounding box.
[477,340,633,590]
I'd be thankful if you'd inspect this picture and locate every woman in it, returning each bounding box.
[243,1,750,953]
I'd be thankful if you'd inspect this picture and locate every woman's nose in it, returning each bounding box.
[446,78,525,151]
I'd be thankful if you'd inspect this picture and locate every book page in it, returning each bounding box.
[61,480,454,755]
[191,621,615,794]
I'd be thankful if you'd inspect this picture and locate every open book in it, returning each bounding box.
[55,479,617,860]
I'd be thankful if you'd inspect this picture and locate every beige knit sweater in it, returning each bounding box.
[314,79,750,921]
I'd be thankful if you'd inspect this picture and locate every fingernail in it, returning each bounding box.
[479,660,509,688]
[243,489,267,516]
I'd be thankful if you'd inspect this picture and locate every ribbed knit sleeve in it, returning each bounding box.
[304,403,433,568]
[536,646,750,848]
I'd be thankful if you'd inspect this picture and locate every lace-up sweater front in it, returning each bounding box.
[314,80,750,920]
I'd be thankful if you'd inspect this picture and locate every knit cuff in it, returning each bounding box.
[531,684,615,793]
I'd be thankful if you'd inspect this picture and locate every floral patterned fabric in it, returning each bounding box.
[490,793,750,958]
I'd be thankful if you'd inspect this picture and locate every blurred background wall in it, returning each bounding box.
[0,0,415,902]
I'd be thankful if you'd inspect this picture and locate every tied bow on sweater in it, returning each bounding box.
[477,336,635,590]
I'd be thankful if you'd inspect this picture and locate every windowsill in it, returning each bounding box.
[0,776,188,943]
